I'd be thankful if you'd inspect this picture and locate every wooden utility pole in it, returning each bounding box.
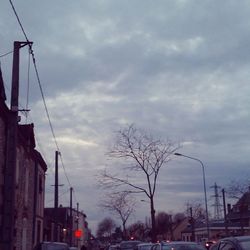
[1,41,31,250]
[70,187,73,246]
[190,207,195,241]
[54,151,60,241]
[222,189,228,236]
[77,202,79,248]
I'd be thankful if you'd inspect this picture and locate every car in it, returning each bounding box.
[108,244,120,250]
[215,236,250,250]
[151,241,206,250]
[209,242,219,250]
[119,241,142,250]
[69,247,78,250]
[137,243,153,250]
[33,242,70,250]
[204,241,216,250]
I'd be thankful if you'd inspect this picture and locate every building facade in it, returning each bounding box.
[0,67,8,246]
[0,67,47,250]
[44,206,90,249]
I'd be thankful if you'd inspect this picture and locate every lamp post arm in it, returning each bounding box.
[174,152,210,239]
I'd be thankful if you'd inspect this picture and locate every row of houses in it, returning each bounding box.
[166,188,250,243]
[0,63,89,250]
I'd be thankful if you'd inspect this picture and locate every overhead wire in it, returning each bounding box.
[1,55,53,173]
[46,188,70,205]
[0,50,13,58]
[8,0,78,204]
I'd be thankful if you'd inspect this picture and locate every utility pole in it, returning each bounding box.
[1,41,32,250]
[190,207,195,241]
[77,202,79,248]
[222,189,228,236]
[70,187,73,246]
[54,151,59,241]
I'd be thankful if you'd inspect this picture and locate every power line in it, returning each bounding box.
[0,50,13,58]
[8,0,75,199]
[9,0,30,42]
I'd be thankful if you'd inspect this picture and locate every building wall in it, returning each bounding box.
[72,209,89,248]
[44,207,90,249]
[0,125,47,250]
[0,68,47,250]
[33,160,46,247]
[0,115,6,230]
[14,147,35,250]
[172,218,189,241]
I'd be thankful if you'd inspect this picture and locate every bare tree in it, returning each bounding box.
[226,178,250,200]
[96,217,116,239]
[155,211,172,239]
[99,191,136,239]
[186,201,206,222]
[184,201,206,241]
[99,124,180,242]
[173,212,186,224]
[127,221,146,240]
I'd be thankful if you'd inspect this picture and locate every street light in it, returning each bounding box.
[174,152,210,239]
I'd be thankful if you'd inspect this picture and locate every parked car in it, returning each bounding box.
[214,236,250,250]
[120,241,142,250]
[137,243,153,250]
[108,244,120,250]
[151,241,206,250]
[33,242,70,250]
[204,241,216,250]
[209,242,219,250]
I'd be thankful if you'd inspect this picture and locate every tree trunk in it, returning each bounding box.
[150,197,156,242]
[123,222,127,240]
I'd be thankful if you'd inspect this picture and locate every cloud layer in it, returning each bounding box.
[1,0,250,233]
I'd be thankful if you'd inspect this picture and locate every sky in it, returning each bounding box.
[1,0,250,234]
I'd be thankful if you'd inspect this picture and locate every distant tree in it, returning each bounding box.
[114,227,123,241]
[185,201,206,222]
[173,212,186,223]
[127,221,146,240]
[155,211,172,238]
[99,124,180,242]
[96,217,116,240]
[99,191,136,239]
[184,201,207,241]
[226,178,250,200]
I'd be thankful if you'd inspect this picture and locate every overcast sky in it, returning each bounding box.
[1,0,250,234]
